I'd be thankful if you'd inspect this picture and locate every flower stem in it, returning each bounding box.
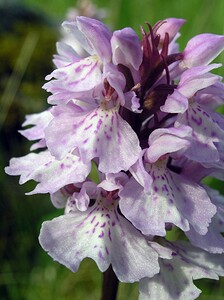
[101,266,119,300]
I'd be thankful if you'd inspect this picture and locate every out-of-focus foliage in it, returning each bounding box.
[1,0,224,299]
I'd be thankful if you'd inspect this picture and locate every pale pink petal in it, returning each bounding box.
[182,33,224,67]
[120,163,216,236]
[111,27,142,70]
[5,151,91,194]
[44,56,103,102]
[186,188,224,254]
[76,16,112,62]
[156,18,185,43]
[45,107,141,173]
[175,101,224,163]
[146,125,192,163]
[139,241,224,300]
[19,110,53,142]
[39,203,159,282]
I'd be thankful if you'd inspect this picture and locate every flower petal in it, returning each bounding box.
[44,56,103,104]
[111,27,142,70]
[139,241,224,300]
[182,33,224,67]
[76,16,112,62]
[45,107,141,173]
[39,203,159,282]
[146,125,192,162]
[120,163,216,236]
[5,151,91,194]
[175,101,224,163]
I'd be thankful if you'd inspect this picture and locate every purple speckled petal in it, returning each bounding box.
[119,162,216,236]
[146,125,192,162]
[45,107,141,173]
[181,33,224,68]
[39,201,159,282]
[111,27,142,70]
[175,101,224,163]
[5,151,91,194]
[139,240,224,300]
[43,56,102,104]
[76,16,112,62]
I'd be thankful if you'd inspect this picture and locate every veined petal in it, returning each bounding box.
[139,241,224,300]
[120,162,216,236]
[53,42,80,68]
[76,16,112,62]
[5,151,91,194]
[44,56,102,102]
[175,101,224,163]
[181,33,224,68]
[111,27,142,70]
[45,107,141,173]
[62,21,95,55]
[39,202,159,282]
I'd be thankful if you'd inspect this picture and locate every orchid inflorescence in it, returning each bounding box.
[5,17,224,299]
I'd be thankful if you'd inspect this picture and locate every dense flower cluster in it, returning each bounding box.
[6,17,224,299]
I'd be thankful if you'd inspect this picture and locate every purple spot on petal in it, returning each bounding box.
[105,247,109,255]
[98,250,104,260]
[84,124,93,131]
[101,222,106,228]
[98,231,104,238]
[91,216,96,224]
[91,112,98,119]
[108,229,112,242]
[96,119,103,130]
[191,115,202,126]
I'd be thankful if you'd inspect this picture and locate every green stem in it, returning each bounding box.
[101,266,119,300]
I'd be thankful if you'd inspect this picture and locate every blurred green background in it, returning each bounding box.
[0,0,224,299]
